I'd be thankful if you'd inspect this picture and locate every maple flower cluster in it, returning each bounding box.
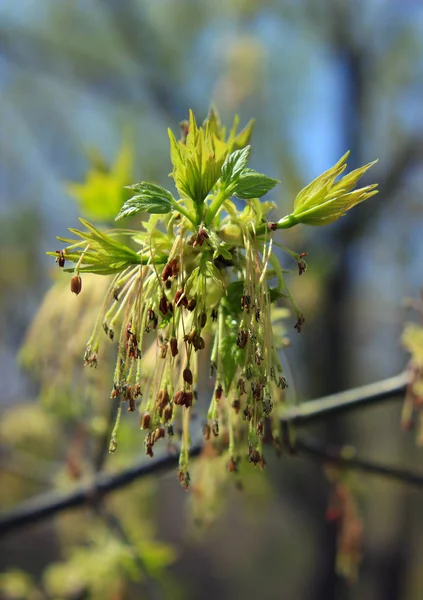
[50,109,378,486]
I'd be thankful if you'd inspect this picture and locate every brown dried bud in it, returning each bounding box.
[211,308,218,322]
[170,337,178,357]
[187,298,197,311]
[70,274,82,295]
[161,262,173,281]
[183,367,193,385]
[141,412,151,429]
[159,295,168,315]
[227,457,238,473]
[198,312,207,328]
[160,343,168,359]
[215,384,223,400]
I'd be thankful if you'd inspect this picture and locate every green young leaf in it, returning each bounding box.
[185,266,200,295]
[116,183,174,220]
[221,146,251,187]
[233,168,279,199]
[219,334,243,395]
[205,261,226,290]
[221,281,244,314]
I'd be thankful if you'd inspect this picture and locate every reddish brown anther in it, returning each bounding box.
[236,329,249,349]
[153,427,165,443]
[170,337,178,357]
[184,391,193,407]
[232,399,241,414]
[294,314,305,334]
[248,447,261,465]
[174,390,185,406]
[211,308,218,322]
[161,262,173,281]
[227,457,238,473]
[297,253,308,276]
[193,227,209,248]
[160,343,168,359]
[198,312,207,328]
[133,384,142,398]
[237,378,246,395]
[55,250,65,268]
[70,274,82,295]
[183,367,193,385]
[174,289,188,308]
[163,404,173,423]
[187,298,197,311]
[193,335,205,352]
[170,257,180,277]
[159,295,168,315]
[215,384,223,400]
[241,294,251,311]
[141,412,151,429]
[267,222,278,231]
[156,389,170,409]
[277,376,288,389]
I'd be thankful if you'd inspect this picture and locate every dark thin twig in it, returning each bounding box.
[0,372,412,537]
[296,438,423,488]
[281,371,411,425]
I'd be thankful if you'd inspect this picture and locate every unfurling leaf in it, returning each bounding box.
[116,183,174,220]
[221,146,251,187]
[233,168,279,199]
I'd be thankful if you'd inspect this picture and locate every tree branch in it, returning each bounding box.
[281,371,411,425]
[0,372,412,537]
